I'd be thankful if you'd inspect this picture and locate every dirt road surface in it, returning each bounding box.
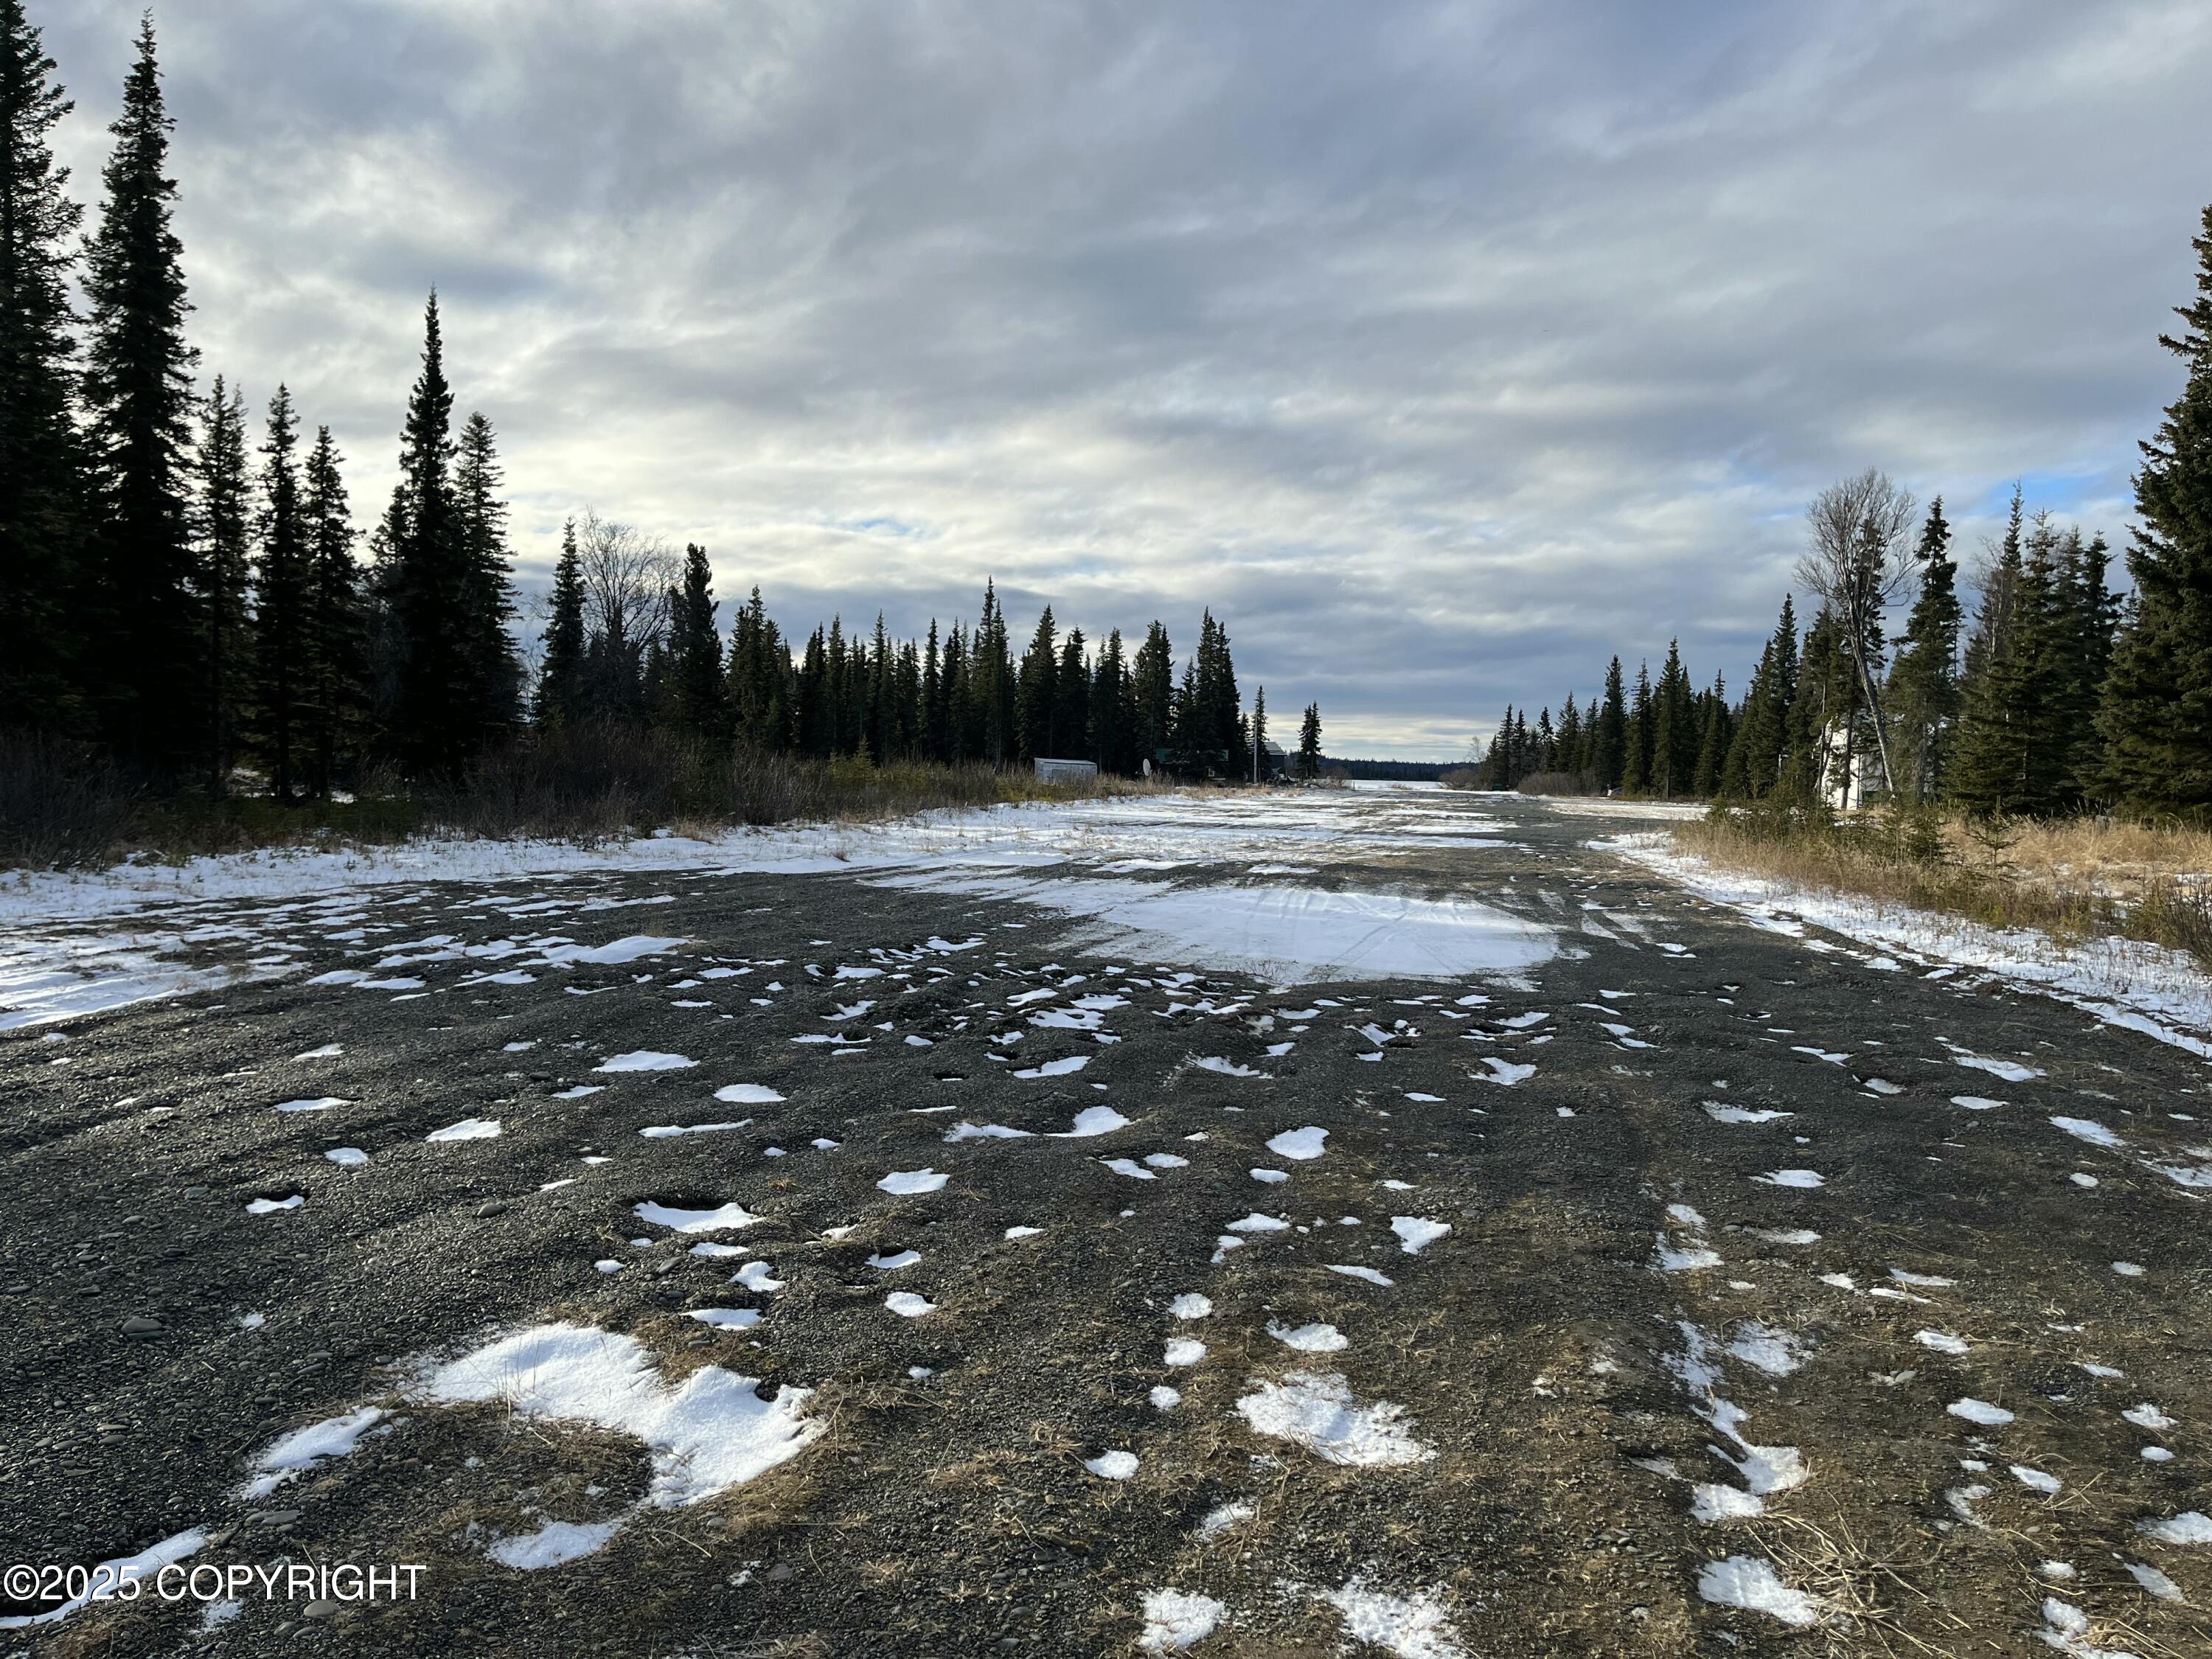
[3,787,2206,1656]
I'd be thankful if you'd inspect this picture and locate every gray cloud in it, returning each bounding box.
[44,0,2211,755]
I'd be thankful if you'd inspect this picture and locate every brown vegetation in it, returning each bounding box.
[1677,801,2212,968]
[0,724,1139,871]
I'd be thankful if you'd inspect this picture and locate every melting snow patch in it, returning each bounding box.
[1234,1372,1433,1466]
[1751,1169,1823,1188]
[1328,1265,1395,1287]
[635,1201,762,1234]
[1947,1398,2014,1426]
[1697,1555,1820,1627]
[2138,1511,2212,1545]
[1267,1321,1349,1353]
[427,1117,501,1143]
[1138,1587,1225,1652]
[1266,1126,1329,1161]
[237,1407,386,1498]
[1319,1577,1465,1659]
[1084,1450,1138,1480]
[877,1168,950,1195]
[1705,1102,1790,1124]
[1473,1057,1535,1085]
[713,1084,785,1105]
[414,1323,816,1508]
[1015,1055,1091,1079]
[884,1292,935,1318]
[1725,1324,1807,1377]
[1055,1105,1130,1137]
[1389,1217,1450,1254]
[2051,1116,2124,1149]
[324,1147,368,1166]
[594,1051,697,1073]
[487,1518,619,1570]
[246,1195,304,1214]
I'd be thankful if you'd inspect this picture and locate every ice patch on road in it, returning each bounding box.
[877,872,1557,985]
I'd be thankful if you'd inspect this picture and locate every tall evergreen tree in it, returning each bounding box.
[1015,605,1057,761]
[191,376,248,793]
[1090,627,1130,771]
[452,410,521,745]
[1249,685,1268,779]
[1297,702,1322,779]
[535,518,587,731]
[1621,661,1653,793]
[667,543,728,742]
[1885,497,1962,802]
[1131,621,1174,765]
[0,0,87,731]
[1648,640,1695,796]
[386,293,507,776]
[1691,674,1728,797]
[1593,656,1627,790]
[299,425,364,796]
[1723,596,1798,799]
[2102,203,2212,813]
[80,16,199,768]
[1051,627,1089,759]
[251,386,310,799]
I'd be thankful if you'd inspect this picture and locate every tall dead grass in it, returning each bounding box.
[1677,802,2212,968]
[0,723,1149,871]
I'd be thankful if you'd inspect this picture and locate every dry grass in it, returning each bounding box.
[1676,804,2212,968]
[0,723,1162,869]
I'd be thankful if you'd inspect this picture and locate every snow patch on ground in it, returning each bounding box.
[1604,833,2212,1057]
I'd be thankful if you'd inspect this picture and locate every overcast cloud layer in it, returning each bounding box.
[44,1,2212,757]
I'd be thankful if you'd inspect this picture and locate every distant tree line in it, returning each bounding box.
[0,10,1324,796]
[1474,201,2212,820]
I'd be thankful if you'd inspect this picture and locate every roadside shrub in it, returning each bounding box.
[0,730,141,869]
[1514,771,1596,797]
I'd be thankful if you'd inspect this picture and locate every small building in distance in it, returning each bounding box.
[1034,757,1099,784]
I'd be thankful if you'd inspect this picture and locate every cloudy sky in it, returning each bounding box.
[43,1,2212,757]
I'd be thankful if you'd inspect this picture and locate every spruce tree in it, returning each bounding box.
[1297,702,1322,779]
[1621,661,1652,793]
[1051,627,1089,759]
[386,293,469,774]
[2102,203,2212,812]
[1648,640,1694,796]
[1691,674,1728,796]
[1090,628,1129,771]
[192,377,249,793]
[1250,685,1268,779]
[1015,606,1057,761]
[1885,498,1962,802]
[251,386,310,799]
[81,16,199,768]
[667,543,728,742]
[0,0,87,731]
[300,425,364,796]
[1593,657,1627,790]
[535,518,586,731]
[1131,621,1174,765]
[453,410,521,745]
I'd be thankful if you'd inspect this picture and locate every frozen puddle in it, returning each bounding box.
[874,873,1556,984]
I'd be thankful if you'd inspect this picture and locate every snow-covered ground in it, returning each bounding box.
[0,787,1526,1031]
[1604,831,2212,1060]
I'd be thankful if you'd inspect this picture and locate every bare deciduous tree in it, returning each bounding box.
[574,507,681,655]
[1797,467,1919,800]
